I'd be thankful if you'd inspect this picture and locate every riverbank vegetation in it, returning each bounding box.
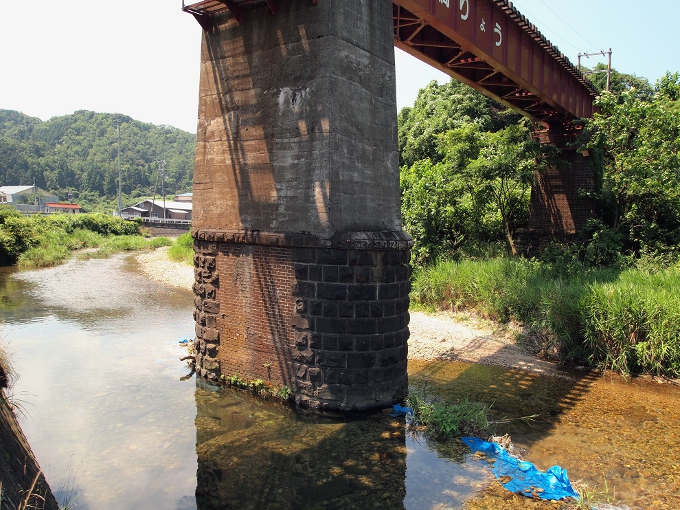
[403,70,680,378]
[167,232,194,265]
[0,209,171,268]
[0,110,195,212]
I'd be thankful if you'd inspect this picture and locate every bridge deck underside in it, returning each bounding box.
[393,1,597,130]
[183,0,597,130]
[395,6,554,124]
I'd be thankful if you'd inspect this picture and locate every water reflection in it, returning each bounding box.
[0,254,198,510]
[194,382,407,509]
[2,254,679,509]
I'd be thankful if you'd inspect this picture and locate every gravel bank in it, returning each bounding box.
[136,247,195,290]
[136,248,564,376]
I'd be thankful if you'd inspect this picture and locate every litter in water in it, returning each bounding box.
[461,436,579,501]
[388,404,414,417]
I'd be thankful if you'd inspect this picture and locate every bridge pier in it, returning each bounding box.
[191,0,410,412]
[519,131,596,253]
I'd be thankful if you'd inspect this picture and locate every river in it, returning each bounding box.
[0,252,678,509]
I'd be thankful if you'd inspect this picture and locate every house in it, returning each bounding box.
[44,202,83,214]
[0,185,59,205]
[121,199,192,221]
[174,193,193,203]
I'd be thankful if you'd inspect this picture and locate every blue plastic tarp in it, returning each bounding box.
[461,436,579,501]
[389,404,414,417]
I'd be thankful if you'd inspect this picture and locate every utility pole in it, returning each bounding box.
[578,48,612,91]
[117,120,123,216]
[161,161,167,219]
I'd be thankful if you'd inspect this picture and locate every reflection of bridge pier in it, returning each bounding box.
[194,383,407,509]
[189,1,410,412]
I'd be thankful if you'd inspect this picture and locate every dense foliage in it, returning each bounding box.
[403,71,680,377]
[399,81,553,262]
[0,208,171,267]
[0,109,195,212]
[585,71,680,257]
[400,72,680,265]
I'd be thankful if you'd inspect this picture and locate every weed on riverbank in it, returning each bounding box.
[167,232,194,265]
[411,256,680,378]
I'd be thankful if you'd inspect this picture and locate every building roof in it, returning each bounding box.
[122,206,148,212]
[138,199,192,211]
[176,193,193,197]
[0,185,38,194]
[44,202,82,209]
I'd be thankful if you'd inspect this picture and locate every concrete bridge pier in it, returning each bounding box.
[191,0,411,412]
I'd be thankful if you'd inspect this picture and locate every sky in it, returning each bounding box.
[0,0,678,134]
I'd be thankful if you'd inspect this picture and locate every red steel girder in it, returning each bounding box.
[183,0,596,129]
[393,0,598,128]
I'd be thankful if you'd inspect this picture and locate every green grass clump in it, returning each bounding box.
[82,235,173,259]
[167,233,194,265]
[405,391,490,437]
[582,265,680,377]
[18,244,70,268]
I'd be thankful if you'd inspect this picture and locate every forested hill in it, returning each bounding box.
[0,109,195,211]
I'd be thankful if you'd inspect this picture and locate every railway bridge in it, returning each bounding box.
[183,0,598,412]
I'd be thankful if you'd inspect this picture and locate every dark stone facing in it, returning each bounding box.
[288,244,410,412]
[192,236,411,413]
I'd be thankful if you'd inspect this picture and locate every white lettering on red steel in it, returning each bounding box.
[494,22,502,46]
[459,0,469,20]
[439,0,450,7]
[480,18,486,32]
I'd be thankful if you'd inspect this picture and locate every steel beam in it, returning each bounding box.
[392,0,597,127]
[183,0,596,126]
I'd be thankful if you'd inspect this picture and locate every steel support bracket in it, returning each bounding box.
[218,1,244,23]
[190,11,212,31]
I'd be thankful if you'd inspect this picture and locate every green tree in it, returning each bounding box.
[398,80,521,167]
[586,64,654,100]
[587,76,680,253]
[463,124,554,255]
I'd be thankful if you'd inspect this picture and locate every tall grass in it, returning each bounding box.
[411,257,680,377]
[167,232,194,265]
[582,266,680,376]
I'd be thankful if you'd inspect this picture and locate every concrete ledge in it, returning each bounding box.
[192,228,413,250]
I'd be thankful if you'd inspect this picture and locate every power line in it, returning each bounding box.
[508,3,581,54]
[537,0,602,51]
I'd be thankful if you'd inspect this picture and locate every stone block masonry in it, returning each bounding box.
[191,0,410,412]
[193,231,412,412]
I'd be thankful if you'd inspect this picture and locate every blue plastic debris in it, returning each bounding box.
[178,338,192,344]
[461,436,579,501]
[388,404,414,417]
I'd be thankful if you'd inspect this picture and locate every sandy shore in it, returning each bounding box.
[136,248,564,377]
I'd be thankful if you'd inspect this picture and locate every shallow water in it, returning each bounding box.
[1,253,679,509]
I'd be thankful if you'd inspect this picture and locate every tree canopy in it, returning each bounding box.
[585,71,680,255]
[0,110,196,212]
[398,80,537,263]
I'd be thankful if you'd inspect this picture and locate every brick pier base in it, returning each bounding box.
[193,230,411,413]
